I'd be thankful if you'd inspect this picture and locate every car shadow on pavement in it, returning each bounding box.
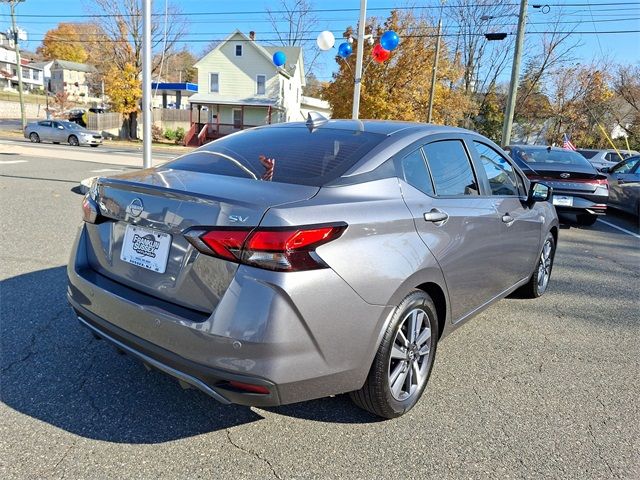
[1,266,378,444]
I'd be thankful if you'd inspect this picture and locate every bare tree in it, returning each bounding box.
[266,0,321,78]
[90,0,187,75]
[445,0,517,95]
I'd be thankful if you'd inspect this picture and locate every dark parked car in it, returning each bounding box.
[506,145,609,226]
[68,121,558,418]
[602,155,640,217]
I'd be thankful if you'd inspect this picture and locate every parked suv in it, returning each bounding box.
[68,121,558,418]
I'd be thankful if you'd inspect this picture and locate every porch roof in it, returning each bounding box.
[188,94,281,108]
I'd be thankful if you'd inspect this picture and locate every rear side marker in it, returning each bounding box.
[184,223,347,272]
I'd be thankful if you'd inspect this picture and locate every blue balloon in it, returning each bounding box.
[380,30,400,51]
[337,42,353,58]
[272,51,286,67]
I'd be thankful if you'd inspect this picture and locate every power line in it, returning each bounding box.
[18,17,640,40]
[3,2,638,19]
[17,30,640,44]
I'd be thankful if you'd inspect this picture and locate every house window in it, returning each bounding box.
[256,75,266,95]
[235,44,242,56]
[33,70,40,80]
[210,73,219,93]
[21,67,29,79]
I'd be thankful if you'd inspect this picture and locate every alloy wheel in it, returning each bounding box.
[388,307,432,401]
[537,238,553,293]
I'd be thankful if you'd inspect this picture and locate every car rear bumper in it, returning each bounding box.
[552,190,608,215]
[67,225,391,406]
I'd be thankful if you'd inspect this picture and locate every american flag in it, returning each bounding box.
[562,133,577,151]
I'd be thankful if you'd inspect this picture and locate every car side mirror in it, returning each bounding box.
[528,182,551,204]
[599,167,610,173]
[58,125,64,130]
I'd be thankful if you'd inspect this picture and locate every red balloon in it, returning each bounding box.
[372,44,391,63]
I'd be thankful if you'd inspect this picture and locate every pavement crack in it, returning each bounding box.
[225,428,282,480]
[587,423,619,479]
[1,308,69,375]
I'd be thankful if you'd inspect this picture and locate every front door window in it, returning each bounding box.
[233,109,242,129]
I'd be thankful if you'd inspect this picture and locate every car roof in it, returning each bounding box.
[266,119,471,137]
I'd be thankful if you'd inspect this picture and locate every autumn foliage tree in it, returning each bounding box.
[37,23,88,63]
[323,11,472,124]
[104,63,141,139]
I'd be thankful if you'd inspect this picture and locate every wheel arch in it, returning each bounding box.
[415,282,447,341]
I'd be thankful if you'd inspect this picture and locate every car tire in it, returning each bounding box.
[517,232,555,298]
[90,144,99,148]
[29,132,40,143]
[576,213,598,226]
[349,290,439,419]
[68,135,79,147]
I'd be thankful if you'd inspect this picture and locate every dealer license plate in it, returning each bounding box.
[120,225,171,274]
[552,195,573,207]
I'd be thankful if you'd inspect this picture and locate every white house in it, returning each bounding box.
[0,32,44,92]
[187,30,330,144]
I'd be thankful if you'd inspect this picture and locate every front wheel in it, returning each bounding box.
[68,135,79,147]
[90,144,99,148]
[29,132,40,143]
[349,290,438,418]
[576,213,598,226]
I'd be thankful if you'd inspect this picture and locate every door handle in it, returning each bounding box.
[424,209,449,223]
[502,214,515,224]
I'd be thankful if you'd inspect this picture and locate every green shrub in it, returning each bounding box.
[164,128,177,141]
[175,127,185,144]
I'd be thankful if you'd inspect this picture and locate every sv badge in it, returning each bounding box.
[229,215,249,223]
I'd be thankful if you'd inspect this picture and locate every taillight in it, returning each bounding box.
[185,223,347,272]
[82,195,100,223]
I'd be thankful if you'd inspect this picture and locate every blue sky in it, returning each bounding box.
[1,0,638,83]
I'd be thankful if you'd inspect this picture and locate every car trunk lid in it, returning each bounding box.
[84,168,319,314]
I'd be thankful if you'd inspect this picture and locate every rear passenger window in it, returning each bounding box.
[38,121,51,127]
[422,140,479,196]
[474,142,520,196]
[400,149,434,195]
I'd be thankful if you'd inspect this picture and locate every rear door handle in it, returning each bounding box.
[502,214,515,224]
[424,209,449,223]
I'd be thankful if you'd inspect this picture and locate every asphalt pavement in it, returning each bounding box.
[1,155,639,479]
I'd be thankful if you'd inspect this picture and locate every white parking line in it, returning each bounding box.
[0,160,28,165]
[597,219,640,239]
[90,168,124,173]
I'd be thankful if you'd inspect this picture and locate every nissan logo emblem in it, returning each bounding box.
[560,173,570,179]
[126,198,144,217]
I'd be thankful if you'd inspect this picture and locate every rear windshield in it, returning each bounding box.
[512,147,593,168]
[166,126,386,186]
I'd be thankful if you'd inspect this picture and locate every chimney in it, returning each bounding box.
[249,31,256,41]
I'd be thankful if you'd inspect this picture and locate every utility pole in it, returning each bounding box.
[142,0,152,168]
[501,0,528,147]
[351,0,367,120]
[3,0,26,130]
[427,1,445,123]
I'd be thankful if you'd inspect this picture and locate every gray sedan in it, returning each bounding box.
[68,120,558,418]
[603,155,640,217]
[24,120,102,147]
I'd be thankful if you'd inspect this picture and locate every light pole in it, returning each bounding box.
[427,2,446,123]
[351,0,367,120]
[501,0,528,147]
[2,0,26,130]
[142,0,152,168]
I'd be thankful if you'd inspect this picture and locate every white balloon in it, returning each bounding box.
[316,31,335,51]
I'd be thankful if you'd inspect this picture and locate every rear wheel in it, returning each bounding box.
[29,132,40,143]
[517,232,555,298]
[90,144,99,148]
[349,290,438,418]
[68,135,79,146]
[576,213,598,226]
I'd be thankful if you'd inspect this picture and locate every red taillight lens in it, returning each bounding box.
[227,381,270,395]
[82,196,99,223]
[200,229,250,261]
[187,224,346,271]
